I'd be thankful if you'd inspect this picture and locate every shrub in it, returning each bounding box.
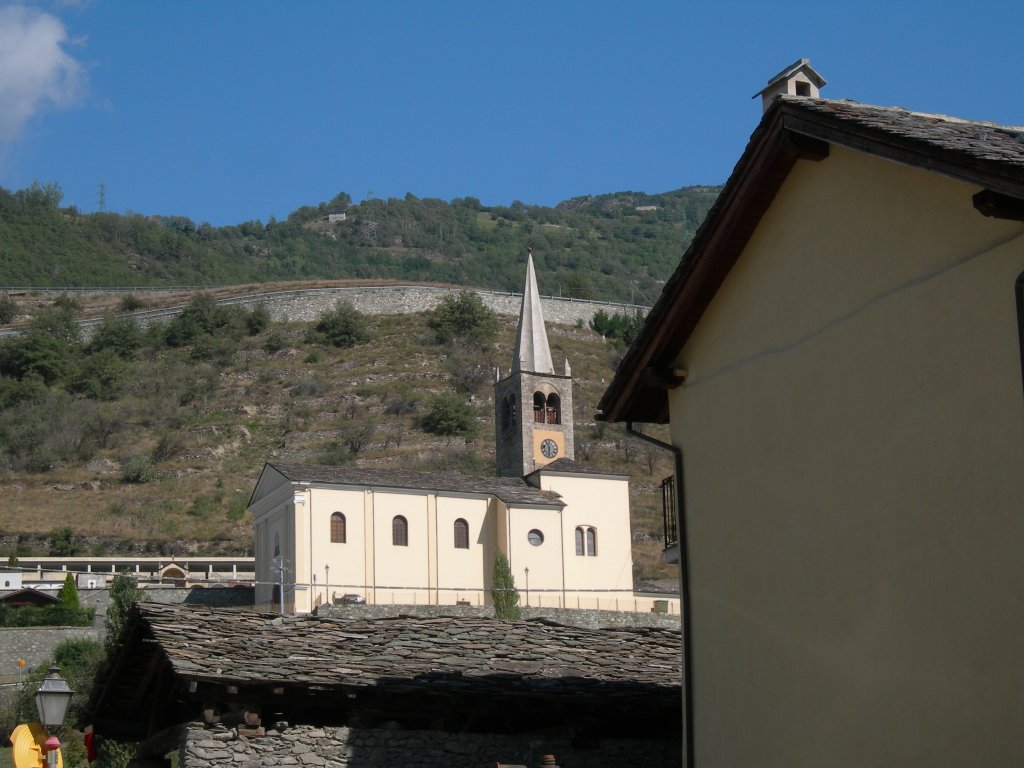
[118,293,147,312]
[426,291,498,347]
[88,315,143,358]
[419,393,478,438]
[0,294,18,324]
[245,303,271,335]
[121,454,153,484]
[105,572,141,648]
[49,527,79,556]
[308,301,370,348]
[68,349,127,400]
[263,330,288,353]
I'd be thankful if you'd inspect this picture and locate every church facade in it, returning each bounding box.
[249,255,641,613]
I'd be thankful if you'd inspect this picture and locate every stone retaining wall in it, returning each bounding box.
[1,286,646,339]
[316,603,680,631]
[0,587,256,672]
[0,626,102,672]
[182,721,679,768]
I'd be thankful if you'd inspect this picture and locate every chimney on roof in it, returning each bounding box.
[753,58,826,113]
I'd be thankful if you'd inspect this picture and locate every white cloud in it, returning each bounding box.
[0,5,85,142]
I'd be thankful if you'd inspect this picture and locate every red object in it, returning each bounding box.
[84,730,97,763]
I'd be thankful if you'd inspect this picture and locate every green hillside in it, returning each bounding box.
[0,183,719,303]
[0,295,676,581]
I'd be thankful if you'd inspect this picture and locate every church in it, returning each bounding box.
[248,255,638,613]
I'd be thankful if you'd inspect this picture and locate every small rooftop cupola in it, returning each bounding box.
[753,58,826,113]
[511,248,555,374]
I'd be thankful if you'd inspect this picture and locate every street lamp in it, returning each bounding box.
[35,667,74,730]
[35,667,73,767]
[524,566,530,608]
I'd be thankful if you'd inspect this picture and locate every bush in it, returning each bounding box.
[49,527,79,556]
[0,293,18,324]
[426,291,498,348]
[419,393,478,438]
[308,301,369,348]
[88,315,143,359]
[118,293,147,312]
[105,572,141,648]
[164,295,247,347]
[245,303,271,335]
[263,330,288,353]
[68,349,127,400]
[120,454,153,484]
[0,604,94,627]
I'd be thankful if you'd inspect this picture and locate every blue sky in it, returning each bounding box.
[2,1,1023,226]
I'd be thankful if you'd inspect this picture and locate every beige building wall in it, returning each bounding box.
[669,146,1024,766]
[435,495,494,606]
[308,488,367,608]
[371,491,431,605]
[538,473,635,609]
[505,506,565,607]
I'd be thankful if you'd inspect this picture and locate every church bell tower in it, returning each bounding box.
[495,251,574,477]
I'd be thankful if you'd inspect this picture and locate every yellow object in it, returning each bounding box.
[17,659,25,668]
[9,723,62,768]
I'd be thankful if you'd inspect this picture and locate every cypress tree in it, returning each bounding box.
[491,551,521,620]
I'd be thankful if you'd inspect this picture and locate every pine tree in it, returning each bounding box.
[491,551,521,620]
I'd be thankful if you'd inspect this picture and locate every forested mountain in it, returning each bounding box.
[0,182,720,303]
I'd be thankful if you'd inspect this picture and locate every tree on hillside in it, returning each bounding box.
[49,527,79,556]
[491,551,521,620]
[419,393,478,439]
[426,292,498,348]
[308,301,370,348]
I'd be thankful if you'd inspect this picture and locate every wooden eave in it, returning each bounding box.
[598,99,1024,424]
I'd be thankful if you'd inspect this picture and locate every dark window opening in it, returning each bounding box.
[795,81,811,96]
[575,527,584,556]
[331,512,346,543]
[392,515,408,547]
[532,391,562,424]
[454,518,469,549]
[586,527,597,557]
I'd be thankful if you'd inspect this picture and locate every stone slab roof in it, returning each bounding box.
[789,97,1024,169]
[267,461,563,507]
[89,603,682,739]
[527,458,627,478]
[140,603,681,693]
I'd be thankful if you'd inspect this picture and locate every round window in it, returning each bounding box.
[528,529,544,546]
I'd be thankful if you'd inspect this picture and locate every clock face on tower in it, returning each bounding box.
[540,439,559,459]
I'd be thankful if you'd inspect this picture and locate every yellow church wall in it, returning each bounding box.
[669,146,1024,766]
[538,473,635,609]
[505,506,565,607]
[371,490,431,606]
[303,488,368,609]
[435,495,494,606]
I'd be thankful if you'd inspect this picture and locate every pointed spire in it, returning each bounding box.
[511,249,555,374]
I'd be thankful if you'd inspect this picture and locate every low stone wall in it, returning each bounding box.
[0,587,256,671]
[182,721,680,768]
[316,603,680,631]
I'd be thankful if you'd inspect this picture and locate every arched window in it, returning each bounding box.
[454,518,469,549]
[546,393,561,425]
[330,512,346,543]
[533,392,546,423]
[501,395,511,431]
[575,527,584,556]
[392,515,408,547]
[586,527,598,557]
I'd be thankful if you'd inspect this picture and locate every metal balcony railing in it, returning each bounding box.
[661,475,678,551]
